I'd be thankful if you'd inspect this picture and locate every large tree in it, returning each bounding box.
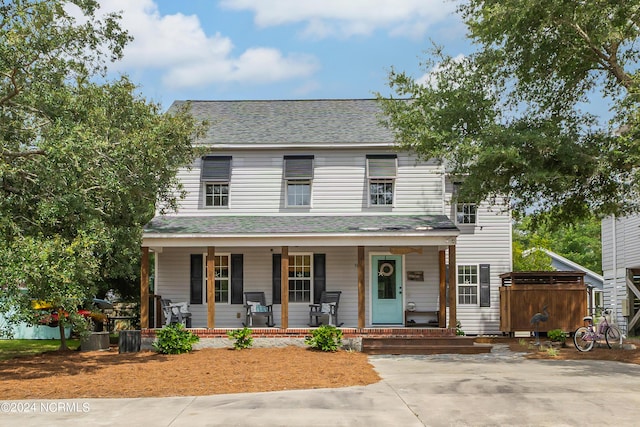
[0,0,205,346]
[378,1,640,224]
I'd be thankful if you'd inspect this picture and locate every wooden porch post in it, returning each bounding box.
[358,246,365,329]
[207,247,215,328]
[448,244,457,329]
[438,250,446,328]
[140,247,149,329]
[281,246,289,329]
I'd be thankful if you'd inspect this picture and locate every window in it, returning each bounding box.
[367,155,397,206]
[288,254,312,302]
[284,156,313,207]
[205,183,229,207]
[201,156,231,207]
[203,254,230,303]
[453,182,477,224]
[458,265,478,305]
[456,203,477,224]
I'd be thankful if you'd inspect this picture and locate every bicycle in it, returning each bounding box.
[573,307,622,352]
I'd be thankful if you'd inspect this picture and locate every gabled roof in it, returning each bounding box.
[523,248,604,290]
[169,99,396,147]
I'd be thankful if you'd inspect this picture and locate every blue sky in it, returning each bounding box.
[95,0,471,110]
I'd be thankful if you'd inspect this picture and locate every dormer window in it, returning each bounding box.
[201,156,231,207]
[367,154,397,206]
[284,155,313,207]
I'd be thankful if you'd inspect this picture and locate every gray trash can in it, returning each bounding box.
[118,330,141,353]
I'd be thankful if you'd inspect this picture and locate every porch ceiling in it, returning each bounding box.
[142,214,459,248]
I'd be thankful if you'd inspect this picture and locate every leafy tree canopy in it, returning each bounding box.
[378,0,640,225]
[0,0,206,344]
[513,215,602,273]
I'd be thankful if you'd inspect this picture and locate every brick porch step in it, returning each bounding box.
[361,337,493,355]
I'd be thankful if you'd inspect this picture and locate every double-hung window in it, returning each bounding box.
[367,154,397,206]
[453,182,477,224]
[288,254,312,302]
[201,156,231,207]
[457,265,478,305]
[203,254,230,303]
[284,155,313,207]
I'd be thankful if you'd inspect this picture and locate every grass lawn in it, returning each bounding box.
[0,339,81,360]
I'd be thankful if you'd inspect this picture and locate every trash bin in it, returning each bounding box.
[118,330,141,353]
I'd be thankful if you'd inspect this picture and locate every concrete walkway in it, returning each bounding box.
[3,346,640,426]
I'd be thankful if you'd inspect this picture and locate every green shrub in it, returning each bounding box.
[227,327,253,350]
[547,329,566,342]
[153,323,199,354]
[305,325,343,351]
[456,321,465,336]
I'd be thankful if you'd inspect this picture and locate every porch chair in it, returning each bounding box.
[160,299,192,327]
[243,292,275,327]
[309,291,342,327]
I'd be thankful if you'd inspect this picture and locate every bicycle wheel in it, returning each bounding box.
[573,327,594,352]
[605,325,622,349]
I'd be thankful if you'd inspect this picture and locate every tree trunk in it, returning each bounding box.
[57,310,69,351]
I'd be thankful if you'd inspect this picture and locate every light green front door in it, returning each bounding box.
[371,255,403,324]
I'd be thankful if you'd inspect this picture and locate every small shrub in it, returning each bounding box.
[545,346,559,357]
[456,321,465,336]
[227,327,253,350]
[305,325,343,351]
[547,329,566,342]
[153,323,199,354]
[518,338,528,347]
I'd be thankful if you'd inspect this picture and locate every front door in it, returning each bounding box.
[371,255,403,324]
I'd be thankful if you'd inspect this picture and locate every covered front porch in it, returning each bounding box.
[139,215,460,332]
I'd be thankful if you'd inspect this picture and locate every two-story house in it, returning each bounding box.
[139,99,512,336]
[601,215,640,336]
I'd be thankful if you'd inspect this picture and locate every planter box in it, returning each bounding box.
[81,331,110,351]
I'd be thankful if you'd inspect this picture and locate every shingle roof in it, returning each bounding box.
[144,215,457,236]
[169,99,396,146]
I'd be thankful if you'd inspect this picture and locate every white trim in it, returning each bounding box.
[367,178,395,207]
[288,252,314,304]
[456,264,479,306]
[203,253,231,305]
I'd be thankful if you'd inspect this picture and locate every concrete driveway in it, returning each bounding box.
[3,347,640,426]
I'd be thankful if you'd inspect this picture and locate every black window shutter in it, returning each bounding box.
[190,254,203,304]
[313,254,326,304]
[272,254,281,304]
[479,264,491,307]
[231,254,244,304]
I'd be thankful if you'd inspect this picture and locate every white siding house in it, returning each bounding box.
[601,215,640,335]
[141,100,512,335]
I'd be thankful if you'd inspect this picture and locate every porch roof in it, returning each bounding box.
[142,215,459,248]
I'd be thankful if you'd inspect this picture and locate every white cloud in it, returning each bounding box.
[96,0,318,88]
[416,54,466,87]
[219,0,458,39]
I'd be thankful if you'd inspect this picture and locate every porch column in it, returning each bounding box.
[140,247,149,329]
[438,250,446,328]
[358,246,365,329]
[448,244,457,329]
[281,246,289,329]
[207,247,215,328]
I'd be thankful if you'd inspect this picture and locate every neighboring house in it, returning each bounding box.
[529,248,604,311]
[601,215,640,335]
[140,99,512,335]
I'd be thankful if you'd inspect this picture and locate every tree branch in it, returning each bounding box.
[568,22,635,90]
